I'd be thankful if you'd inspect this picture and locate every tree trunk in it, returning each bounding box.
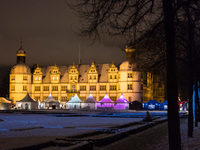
[162,0,181,150]
[195,79,199,126]
[186,6,194,137]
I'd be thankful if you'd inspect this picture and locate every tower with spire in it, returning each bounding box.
[16,40,26,64]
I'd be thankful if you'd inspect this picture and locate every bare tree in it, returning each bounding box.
[68,0,181,149]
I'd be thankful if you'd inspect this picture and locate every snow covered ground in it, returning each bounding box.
[0,113,143,137]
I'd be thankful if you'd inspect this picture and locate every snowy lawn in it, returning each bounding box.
[0,113,142,137]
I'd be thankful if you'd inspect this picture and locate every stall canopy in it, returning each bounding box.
[160,100,168,110]
[82,94,97,110]
[97,94,114,109]
[66,94,82,109]
[43,93,60,109]
[143,100,160,110]
[114,94,129,110]
[16,93,38,110]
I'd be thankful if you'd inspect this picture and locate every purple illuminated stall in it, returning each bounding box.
[97,94,114,110]
[114,94,129,110]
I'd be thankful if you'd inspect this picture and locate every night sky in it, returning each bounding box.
[0,0,125,66]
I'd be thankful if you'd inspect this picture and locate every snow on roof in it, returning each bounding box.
[18,93,37,103]
[115,94,128,103]
[67,94,82,103]
[84,94,97,103]
[99,94,113,103]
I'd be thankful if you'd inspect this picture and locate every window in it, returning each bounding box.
[80,86,86,91]
[70,76,73,80]
[35,86,40,91]
[128,73,133,78]
[72,85,76,91]
[43,86,49,91]
[94,75,96,79]
[23,86,27,91]
[11,85,15,91]
[39,77,41,80]
[52,86,58,91]
[89,75,92,79]
[61,97,68,101]
[114,75,117,79]
[53,77,55,80]
[110,75,112,79]
[110,97,117,101]
[54,96,58,100]
[80,97,86,100]
[128,84,133,90]
[100,85,106,91]
[23,76,27,81]
[90,85,96,91]
[110,85,117,90]
[56,76,59,80]
[10,76,15,81]
[75,76,77,80]
[61,86,68,91]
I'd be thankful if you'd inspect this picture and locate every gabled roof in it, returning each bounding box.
[99,94,113,103]
[18,93,37,103]
[84,94,97,103]
[67,94,82,103]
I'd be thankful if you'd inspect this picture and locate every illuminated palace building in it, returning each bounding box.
[9,45,165,104]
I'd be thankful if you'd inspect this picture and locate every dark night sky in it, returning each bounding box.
[0,0,125,66]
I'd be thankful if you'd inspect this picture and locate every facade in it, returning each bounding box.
[142,72,165,103]
[9,45,143,104]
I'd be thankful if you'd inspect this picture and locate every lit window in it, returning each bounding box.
[39,77,41,80]
[35,77,37,80]
[80,86,86,91]
[35,86,41,91]
[57,76,59,80]
[100,85,106,91]
[128,84,133,90]
[110,97,117,101]
[10,76,15,81]
[52,86,58,91]
[128,73,133,78]
[53,77,55,80]
[61,86,68,91]
[23,86,27,91]
[43,86,49,91]
[110,85,117,90]
[23,76,27,81]
[90,85,96,91]
[11,85,15,91]
[61,97,68,101]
